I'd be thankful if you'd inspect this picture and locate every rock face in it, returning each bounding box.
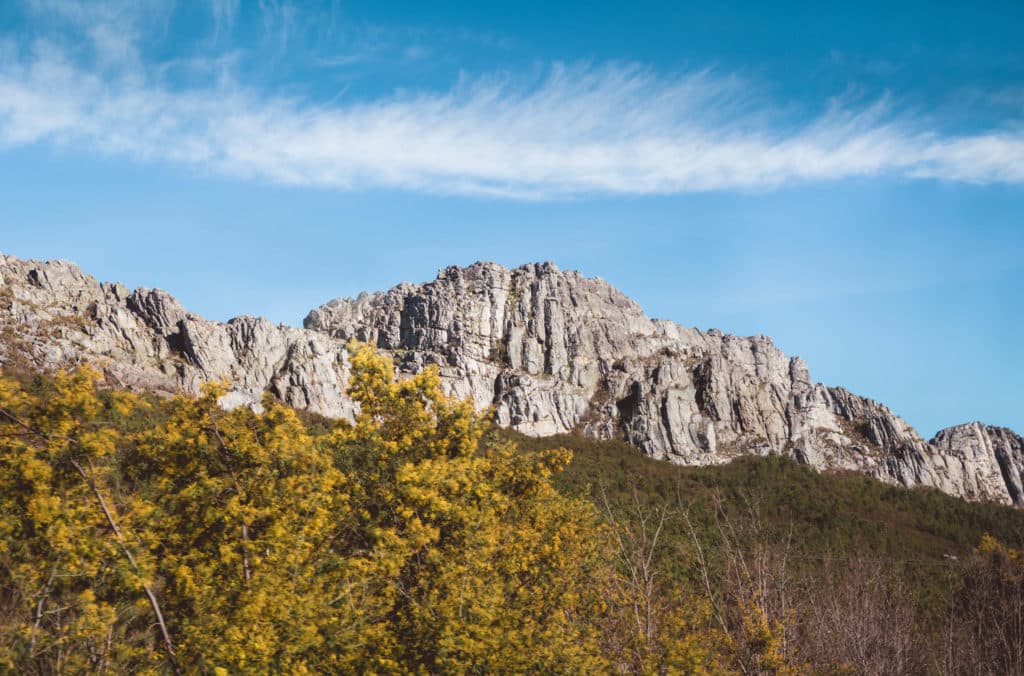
[304,261,1024,506]
[932,424,1024,505]
[0,253,355,420]
[3,252,1022,506]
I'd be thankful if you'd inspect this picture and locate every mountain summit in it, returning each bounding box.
[2,253,1021,505]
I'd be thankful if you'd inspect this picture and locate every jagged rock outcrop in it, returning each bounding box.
[932,423,1024,505]
[305,261,1023,505]
[2,252,1021,506]
[0,253,355,419]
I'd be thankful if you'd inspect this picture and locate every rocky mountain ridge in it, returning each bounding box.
[2,251,1022,506]
[0,253,355,419]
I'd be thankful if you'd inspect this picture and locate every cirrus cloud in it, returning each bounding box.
[0,5,1022,198]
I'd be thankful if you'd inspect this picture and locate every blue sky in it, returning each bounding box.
[0,0,1021,437]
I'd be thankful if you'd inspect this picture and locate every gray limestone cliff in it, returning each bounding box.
[2,252,1021,506]
[303,261,1024,506]
[0,253,355,419]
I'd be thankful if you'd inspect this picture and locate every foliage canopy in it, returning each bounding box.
[3,346,1020,674]
[0,347,745,673]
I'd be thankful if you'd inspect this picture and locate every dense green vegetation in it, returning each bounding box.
[509,429,1024,621]
[510,428,1024,559]
[2,353,1023,674]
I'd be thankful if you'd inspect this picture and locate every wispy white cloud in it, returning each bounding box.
[257,0,296,54]
[0,4,1022,198]
[210,0,239,41]
[24,0,172,68]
